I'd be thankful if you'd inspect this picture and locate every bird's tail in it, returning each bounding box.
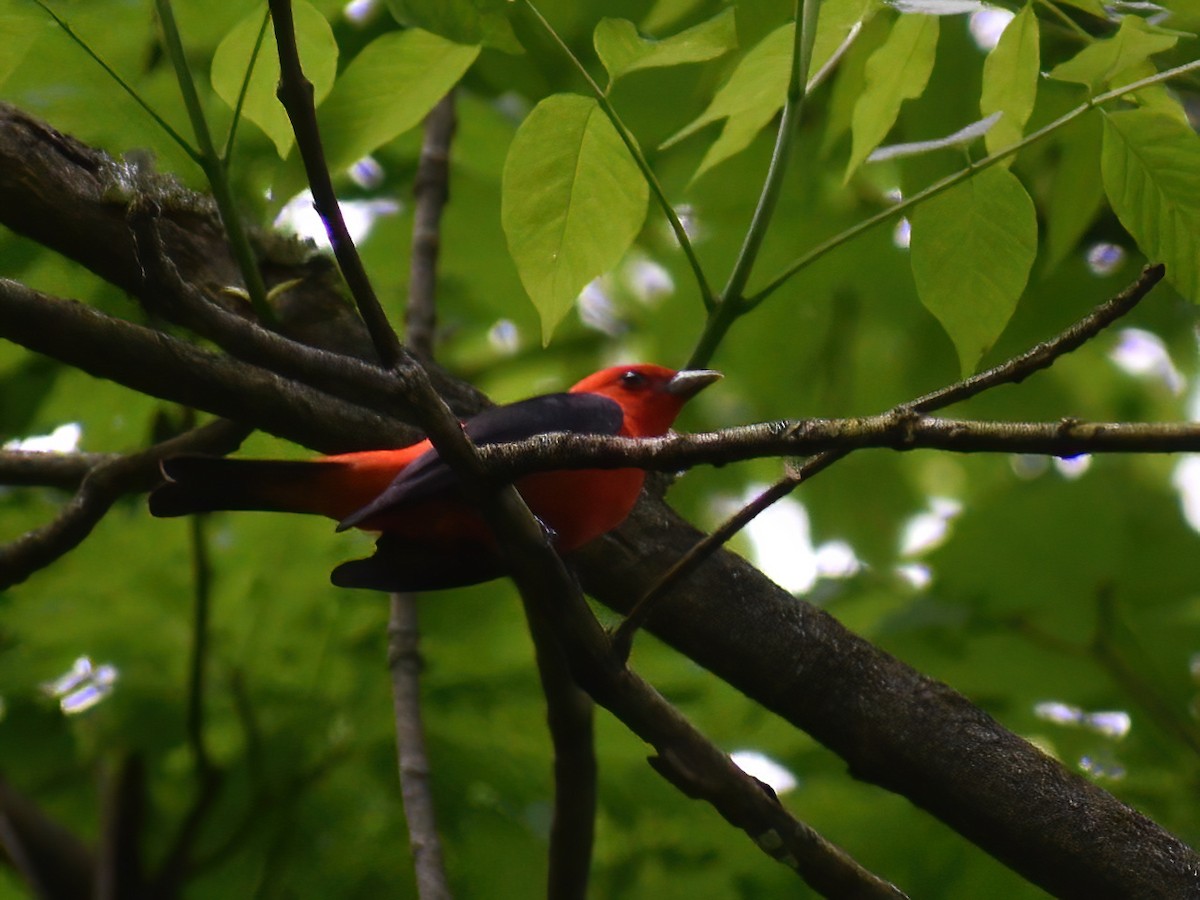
[148,454,402,521]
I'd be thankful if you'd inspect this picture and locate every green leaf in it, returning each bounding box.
[1048,15,1178,92]
[275,28,478,200]
[910,167,1037,374]
[846,13,939,181]
[980,4,1039,160]
[641,0,709,33]
[1102,108,1200,303]
[502,94,648,342]
[594,9,736,86]
[0,8,49,89]
[385,0,521,54]
[211,0,337,159]
[661,0,873,182]
[1056,0,1105,13]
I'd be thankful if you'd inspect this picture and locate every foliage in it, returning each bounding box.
[0,0,1199,897]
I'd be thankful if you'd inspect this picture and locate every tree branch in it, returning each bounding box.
[386,89,457,900]
[0,418,247,589]
[387,597,452,900]
[268,0,404,369]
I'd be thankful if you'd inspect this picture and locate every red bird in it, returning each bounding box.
[150,365,720,591]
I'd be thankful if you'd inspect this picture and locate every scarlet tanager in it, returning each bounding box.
[149,365,720,591]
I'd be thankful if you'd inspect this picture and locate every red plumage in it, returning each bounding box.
[149,365,720,590]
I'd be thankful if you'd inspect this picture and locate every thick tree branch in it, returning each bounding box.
[0,280,402,454]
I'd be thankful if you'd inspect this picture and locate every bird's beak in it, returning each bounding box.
[666,369,723,399]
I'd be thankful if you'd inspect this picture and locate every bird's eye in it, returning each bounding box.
[620,370,647,389]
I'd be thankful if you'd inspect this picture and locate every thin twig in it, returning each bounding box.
[268,0,404,368]
[688,0,819,368]
[0,419,248,589]
[613,263,1165,657]
[481,489,908,898]
[387,596,452,900]
[386,89,458,900]
[155,0,271,320]
[406,93,457,358]
[186,514,215,778]
[221,7,272,164]
[31,0,198,161]
[747,61,1200,308]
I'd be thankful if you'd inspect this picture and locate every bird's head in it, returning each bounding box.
[569,364,722,437]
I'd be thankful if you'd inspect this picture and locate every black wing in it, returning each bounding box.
[336,392,623,531]
[331,533,506,591]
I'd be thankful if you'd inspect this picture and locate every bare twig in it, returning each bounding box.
[387,597,452,900]
[613,263,1165,656]
[386,90,459,900]
[480,489,908,898]
[186,515,215,779]
[268,0,403,368]
[526,604,597,900]
[406,93,456,359]
[0,419,248,589]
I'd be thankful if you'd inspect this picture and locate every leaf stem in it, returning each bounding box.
[746,57,1200,309]
[32,0,199,162]
[686,0,818,369]
[520,0,717,312]
[155,0,273,322]
[1035,0,1092,41]
[222,7,273,165]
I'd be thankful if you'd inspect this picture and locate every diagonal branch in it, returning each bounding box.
[611,263,1165,653]
[268,0,403,369]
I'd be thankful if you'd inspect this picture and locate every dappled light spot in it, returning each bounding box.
[899,497,961,557]
[715,489,862,595]
[1171,456,1200,533]
[577,278,625,336]
[1035,702,1132,779]
[342,0,380,26]
[348,155,385,189]
[488,319,520,354]
[4,422,82,453]
[1086,241,1125,277]
[1010,454,1049,480]
[730,750,799,795]
[895,563,932,590]
[1053,455,1092,479]
[621,256,674,305]
[1108,328,1184,394]
[893,217,911,250]
[1079,755,1126,781]
[666,203,704,245]
[41,655,118,716]
[969,8,1014,52]
[275,189,402,248]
